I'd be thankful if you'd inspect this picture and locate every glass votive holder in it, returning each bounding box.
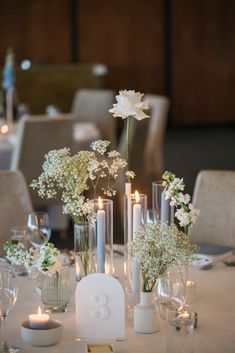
[93,198,113,275]
[166,304,195,353]
[152,181,174,225]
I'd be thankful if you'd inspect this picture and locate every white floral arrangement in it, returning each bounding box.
[31,140,129,224]
[4,242,62,275]
[109,90,149,182]
[162,171,200,234]
[128,223,196,292]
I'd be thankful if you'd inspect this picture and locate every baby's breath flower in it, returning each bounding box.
[31,140,131,223]
[90,140,110,155]
[128,223,196,292]
[125,170,136,179]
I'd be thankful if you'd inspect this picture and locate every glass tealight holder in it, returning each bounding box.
[166,304,195,353]
[93,198,113,275]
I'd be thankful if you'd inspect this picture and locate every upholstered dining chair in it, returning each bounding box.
[0,170,33,256]
[10,115,74,210]
[71,89,116,147]
[190,170,235,248]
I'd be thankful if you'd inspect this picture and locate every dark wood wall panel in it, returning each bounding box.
[0,0,71,64]
[172,0,235,124]
[0,0,234,124]
[78,0,165,94]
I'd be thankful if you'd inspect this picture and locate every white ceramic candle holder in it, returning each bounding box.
[20,320,63,346]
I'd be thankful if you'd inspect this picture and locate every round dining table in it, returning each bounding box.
[4,252,235,353]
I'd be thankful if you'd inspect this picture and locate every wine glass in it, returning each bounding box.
[154,267,186,320]
[27,212,51,249]
[0,266,19,352]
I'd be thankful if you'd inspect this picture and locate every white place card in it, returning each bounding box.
[75,273,125,341]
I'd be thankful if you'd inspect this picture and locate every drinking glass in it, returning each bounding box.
[0,267,19,352]
[154,266,187,320]
[27,212,51,249]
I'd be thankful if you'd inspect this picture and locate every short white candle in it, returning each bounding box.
[97,197,105,273]
[29,306,49,329]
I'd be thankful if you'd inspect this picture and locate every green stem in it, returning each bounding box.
[125,116,131,182]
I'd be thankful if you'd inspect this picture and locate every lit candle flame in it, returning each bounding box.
[98,196,103,209]
[38,306,42,317]
[134,190,140,203]
[0,124,9,134]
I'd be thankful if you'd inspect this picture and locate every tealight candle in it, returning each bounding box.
[29,306,49,329]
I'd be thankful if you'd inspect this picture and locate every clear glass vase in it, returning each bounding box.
[154,265,188,320]
[74,223,96,280]
[41,267,70,313]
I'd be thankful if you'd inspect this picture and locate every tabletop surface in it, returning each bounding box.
[4,253,235,353]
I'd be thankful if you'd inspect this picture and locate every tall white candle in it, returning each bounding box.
[132,191,141,299]
[29,306,49,329]
[133,191,142,238]
[160,189,170,225]
[97,197,105,273]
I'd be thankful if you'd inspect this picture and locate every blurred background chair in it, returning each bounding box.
[71,88,116,147]
[10,115,74,232]
[0,170,32,255]
[10,115,74,208]
[190,170,235,250]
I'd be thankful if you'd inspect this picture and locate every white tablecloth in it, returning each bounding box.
[4,255,235,353]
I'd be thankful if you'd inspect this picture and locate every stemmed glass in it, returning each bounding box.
[27,212,51,249]
[0,267,19,352]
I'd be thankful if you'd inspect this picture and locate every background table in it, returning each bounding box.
[4,254,235,353]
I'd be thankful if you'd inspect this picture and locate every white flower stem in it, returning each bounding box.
[125,116,131,182]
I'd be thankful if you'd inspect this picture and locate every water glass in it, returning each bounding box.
[10,226,30,276]
[27,212,51,249]
[41,267,70,313]
[166,304,195,353]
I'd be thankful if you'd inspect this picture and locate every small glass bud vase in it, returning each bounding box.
[74,223,96,280]
[134,291,158,334]
[41,267,70,313]
[93,198,113,275]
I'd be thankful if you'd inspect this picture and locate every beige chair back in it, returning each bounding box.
[0,170,33,256]
[190,170,235,248]
[10,115,74,208]
[71,89,116,147]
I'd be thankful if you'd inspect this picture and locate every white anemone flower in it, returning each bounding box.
[109,90,149,121]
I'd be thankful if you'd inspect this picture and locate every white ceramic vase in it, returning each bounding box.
[134,291,158,334]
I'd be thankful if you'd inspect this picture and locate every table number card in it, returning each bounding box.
[75,273,125,341]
